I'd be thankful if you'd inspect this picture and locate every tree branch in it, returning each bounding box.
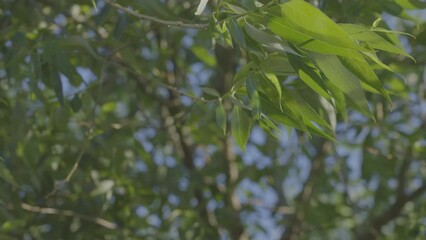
[44,147,86,199]
[214,44,247,239]
[105,0,208,29]
[396,145,413,195]
[356,183,426,239]
[21,203,117,230]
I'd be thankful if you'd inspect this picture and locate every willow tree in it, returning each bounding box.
[1,0,425,239]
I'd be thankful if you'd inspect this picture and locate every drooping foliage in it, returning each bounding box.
[1,0,425,239]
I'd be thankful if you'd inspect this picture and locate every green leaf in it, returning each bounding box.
[258,115,280,138]
[287,90,333,133]
[267,0,360,58]
[243,23,300,56]
[0,97,11,124]
[191,46,217,67]
[215,103,227,135]
[47,66,64,106]
[287,54,332,101]
[231,106,252,151]
[361,51,395,73]
[279,88,309,133]
[395,0,426,9]
[261,55,294,76]
[339,55,391,103]
[70,94,82,112]
[54,51,83,86]
[227,18,246,48]
[57,36,99,59]
[102,102,116,113]
[246,74,261,120]
[233,61,254,83]
[0,157,18,187]
[224,3,247,14]
[372,17,382,28]
[312,53,371,118]
[262,72,282,110]
[212,16,233,47]
[1,219,26,232]
[340,24,414,61]
[258,91,307,132]
[202,87,220,97]
[371,27,415,39]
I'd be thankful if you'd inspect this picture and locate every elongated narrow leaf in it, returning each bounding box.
[312,53,371,117]
[57,36,99,59]
[0,157,18,187]
[279,88,309,134]
[215,103,227,135]
[227,19,246,48]
[243,23,300,55]
[202,87,220,97]
[224,3,247,14]
[279,0,357,48]
[44,63,64,106]
[258,115,280,138]
[267,0,360,58]
[54,51,83,86]
[339,56,391,103]
[231,106,252,151]
[288,54,332,101]
[371,27,415,38]
[70,94,82,112]
[340,24,413,60]
[246,74,261,120]
[233,61,254,83]
[257,91,334,138]
[362,51,395,72]
[288,90,333,133]
[259,91,305,130]
[263,72,282,105]
[261,55,294,75]
[395,0,426,9]
[191,45,216,67]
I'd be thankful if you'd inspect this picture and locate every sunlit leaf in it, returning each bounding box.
[339,55,391,103]
[267,0,360,58]
[340,24,414,61]
[224,3,247,14]
[191,46,217,67]
[312,53,371,117]
[288,54,332,101]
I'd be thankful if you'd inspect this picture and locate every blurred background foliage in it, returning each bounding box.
[0,0,425,239]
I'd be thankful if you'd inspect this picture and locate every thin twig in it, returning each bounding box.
[157,82,216,103]
[21,203,117,230]
[45,64,108,199]
[105,0,208,29]
[44,147,86,199]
